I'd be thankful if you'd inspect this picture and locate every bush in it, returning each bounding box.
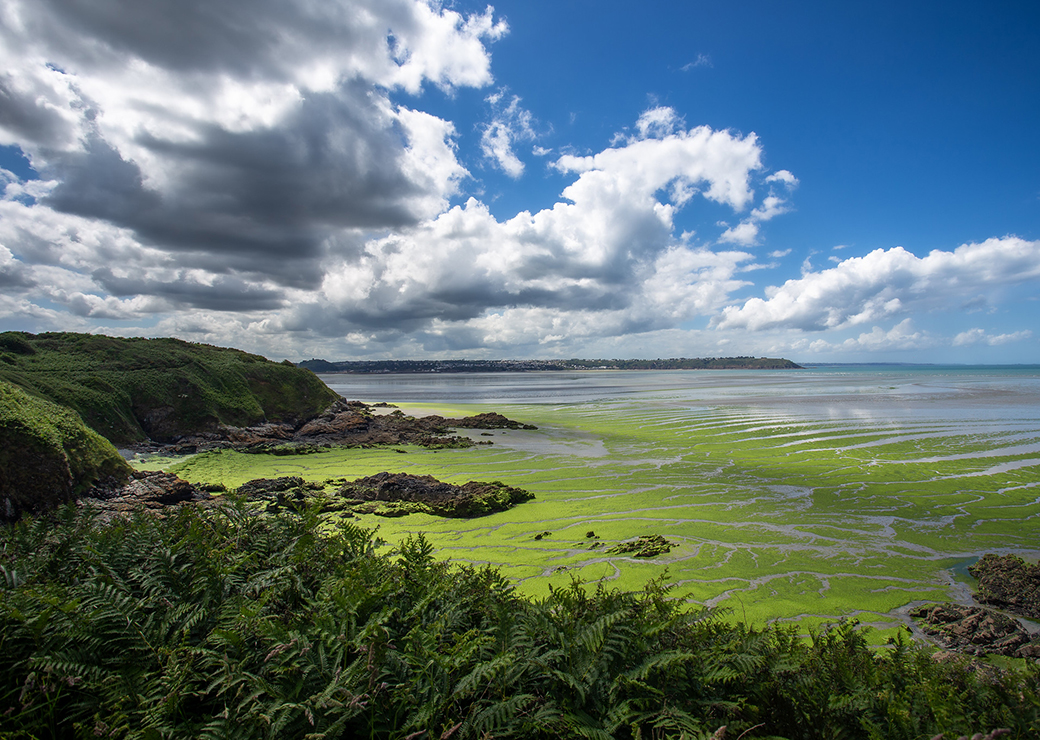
[1,502,1038,739]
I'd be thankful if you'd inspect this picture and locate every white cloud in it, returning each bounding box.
[716,175,795,247]
[480,92,537,178]
[633,107,683,140]
[715,237,1040,331]
[681,54,713,71]
[0,0,505,293]
[295,111,766,345]
[953,328,1033,346]
[765,170,799,188]
[718,221,760,246]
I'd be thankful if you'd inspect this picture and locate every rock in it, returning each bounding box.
[139,399,537,454]
[236,476,310,498]
[969,553,1040,620]
[337,472,534,518]
[909,602,1040,657]
[608,534,675,558]
[448,412,538,430]
[80,470,210,521]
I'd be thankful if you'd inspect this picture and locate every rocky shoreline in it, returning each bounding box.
[126,399,537,455]
[909,554,1040,660]
[82,469,535,521]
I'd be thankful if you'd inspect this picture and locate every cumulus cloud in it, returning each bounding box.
[953,328,1034,346]
[283,111,766,345]
[0,1,812,359]
[715,237,1040,331]
[0,0,505,301]
[480,91,537,178]
[807,319,935,353]
[717,169,797,247]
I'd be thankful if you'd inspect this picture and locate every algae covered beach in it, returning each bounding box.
[160,365,1040,638]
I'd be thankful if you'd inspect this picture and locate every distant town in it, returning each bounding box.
[296,357,802,373]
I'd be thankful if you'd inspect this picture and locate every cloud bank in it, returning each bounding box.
[0,0,1036,362]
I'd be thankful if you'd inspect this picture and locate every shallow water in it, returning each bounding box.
[319,365,1040,426]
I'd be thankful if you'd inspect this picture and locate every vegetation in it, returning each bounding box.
[0,380,131,522]
[298,357,802,373]
[1,501,1037,739]
[0,332,339,445]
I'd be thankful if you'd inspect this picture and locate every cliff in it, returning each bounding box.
[0,332,340,445]
[0,380,131,522]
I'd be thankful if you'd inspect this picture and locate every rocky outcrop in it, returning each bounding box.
[969,554,1040,620]
[79,470,212,521]
[909,603,1040,658]
[337,472,534,518]
[607,534,675,558]
[140,399,537,454]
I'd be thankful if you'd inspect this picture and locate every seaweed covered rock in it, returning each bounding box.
[337,472,533,518]
[969,553,1040,619]
[608,535,675,558]
[909,603,1040,658]
[0,380,131,522]
[235,476,327,512]
[447,412,537,430]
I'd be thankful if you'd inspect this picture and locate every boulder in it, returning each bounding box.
[910,602,1040,658]
[969,553,1040,620]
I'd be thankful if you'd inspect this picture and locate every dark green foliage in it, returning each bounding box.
[0,380,131,522]
[0,332,339,444]
[1,503,1038,739]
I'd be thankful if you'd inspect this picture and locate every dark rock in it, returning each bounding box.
[237,476,309,497]
[969,553,1040,620]
[139,398,538,454]
[235,476,326,511]
[337,472,534,518]
[448,412,538,430]
[79,470,211,521]
[909,602,1040,658]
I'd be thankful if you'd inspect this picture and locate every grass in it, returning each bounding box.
[0,331,339,443]
[136,397,1040,636]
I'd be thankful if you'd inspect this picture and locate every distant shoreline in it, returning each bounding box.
[298,357,802,374]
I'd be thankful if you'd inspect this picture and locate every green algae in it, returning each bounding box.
[137,397,1040,633]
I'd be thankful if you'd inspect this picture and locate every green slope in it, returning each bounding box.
[0,332,339,444]
[0,379,131,522]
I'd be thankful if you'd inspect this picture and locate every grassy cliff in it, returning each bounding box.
[0,332,339,445]
[0,380,131,522]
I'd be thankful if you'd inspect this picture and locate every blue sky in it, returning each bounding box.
[0,0,1037,362]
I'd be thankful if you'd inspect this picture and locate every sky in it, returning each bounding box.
[0,0,1038,364]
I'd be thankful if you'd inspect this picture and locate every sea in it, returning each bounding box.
[317,365,1040,429]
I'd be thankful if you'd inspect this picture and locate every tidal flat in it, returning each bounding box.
[149,366,1040,641]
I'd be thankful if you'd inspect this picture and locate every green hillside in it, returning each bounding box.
[0,380,131,522]
[0,332,339,445]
